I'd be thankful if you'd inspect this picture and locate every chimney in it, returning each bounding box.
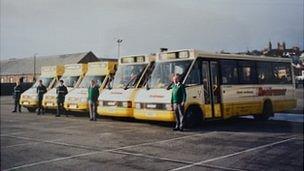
[282,42,286,50]
[160,48,168,52]
[268,41,272,50]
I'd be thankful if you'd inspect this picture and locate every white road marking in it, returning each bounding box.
[3,132,216,171]
[112,150,245,171]
[1,139,61,149]
[0,132,25,136]
[169,136,298,171]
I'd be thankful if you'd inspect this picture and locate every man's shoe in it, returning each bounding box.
[173,127,179,131]
[179,128,184,132]
[55,115,60,117]
[89,118,93,121]
[37,113,40,115]
[19,110,22,113]
[93,118,97,121]
[12,110,17,113]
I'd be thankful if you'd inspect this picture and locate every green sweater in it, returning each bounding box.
[88,85,99,102]
[171,83,186,104]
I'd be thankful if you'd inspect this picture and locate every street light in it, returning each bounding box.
[33,53,38,82]
[117,39,123,58]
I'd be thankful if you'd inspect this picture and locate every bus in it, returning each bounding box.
[42,63,87,109]
[64,61,117,112]
[97,54,155,117]
[20,65,64,112]
[133,49,297,126]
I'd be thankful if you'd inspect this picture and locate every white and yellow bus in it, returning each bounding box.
[20,65,64,112]
[64,61,116,112]
[42,63,88,109]
[97,54,155,117]
[134,49,296,125]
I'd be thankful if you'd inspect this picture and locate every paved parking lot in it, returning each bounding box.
[1,100,303,171]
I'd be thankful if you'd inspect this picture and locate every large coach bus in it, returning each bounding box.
[64,61,117,112]
[97,54,155,118]
[42,63,87,109]
[134,49,296,125]
[20,65,64,112]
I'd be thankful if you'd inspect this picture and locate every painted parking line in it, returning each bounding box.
[3,132,216,171]
[169,136,298,171]
[1,139,62,149]
[112,150,245,171]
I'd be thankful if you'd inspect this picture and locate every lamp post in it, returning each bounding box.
[117,39,123,58]
[33,53,38,82]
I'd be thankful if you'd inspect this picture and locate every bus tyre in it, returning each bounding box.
[254,101,273,121]
[185,106,203,128]
[27,107,36,112]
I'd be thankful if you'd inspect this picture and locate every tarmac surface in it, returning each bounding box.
[1,97,303,170]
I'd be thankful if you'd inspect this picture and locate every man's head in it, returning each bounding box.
[91,80,96,86]
[38,80,43,85]
[172,74,180,84]
[59,80,64,85]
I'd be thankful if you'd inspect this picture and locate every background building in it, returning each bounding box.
[0,51,100,83]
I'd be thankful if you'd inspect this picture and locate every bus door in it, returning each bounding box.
[202,60,222,118]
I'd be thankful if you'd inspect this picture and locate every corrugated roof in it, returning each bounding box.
[0,52,95,75]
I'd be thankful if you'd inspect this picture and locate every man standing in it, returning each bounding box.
[56,80,68,117]
[12,80,23,113]
[171,74,187,131]
[88,80,99,121]
[37,80,47,115]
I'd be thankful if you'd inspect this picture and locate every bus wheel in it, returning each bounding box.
[27,107,36,112]
[185,106,203,128]
[254,101,273,121]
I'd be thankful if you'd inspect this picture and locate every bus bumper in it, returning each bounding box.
[133,109,175,122]
[64,102,88,112]
[97,106,133,117]
[43,100,58,109]
[20,100,38,108]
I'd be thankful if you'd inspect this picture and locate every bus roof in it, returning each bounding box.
[157,49,292,63]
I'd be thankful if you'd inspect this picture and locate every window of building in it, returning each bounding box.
[238,61,257,84]
[272,63,292,84]
[257,62,273,84]
[220,60,239,84]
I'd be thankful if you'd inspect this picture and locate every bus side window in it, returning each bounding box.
[202,61,211,104]
[257,62,272,84]
[220,60,238,84]
[238,61,257,84]
[272,63,292,84]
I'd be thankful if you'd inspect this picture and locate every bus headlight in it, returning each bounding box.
[122,101,132,108]
[135,103,141,109]
[165,104,173,111]
[80,97,87,102]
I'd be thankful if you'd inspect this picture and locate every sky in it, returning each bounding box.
[1,0,303,59]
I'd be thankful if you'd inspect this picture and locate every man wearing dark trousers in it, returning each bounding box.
[12,80,23,113]
[171,74,187,131]
[37,80,47,115]
[88,80,99,121]
[56,80,68,117]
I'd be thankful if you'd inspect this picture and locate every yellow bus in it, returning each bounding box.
[134,49,297,126]
[42,63,88,109]
[64,61,116,112]
[20,65,64,112]
[97,54,155,117]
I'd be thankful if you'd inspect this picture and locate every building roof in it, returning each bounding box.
[0,51,99,75]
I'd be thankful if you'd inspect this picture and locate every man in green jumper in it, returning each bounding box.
[88,80,99,121]
[171,74,187,131]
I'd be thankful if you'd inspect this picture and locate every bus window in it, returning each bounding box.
[211,61,220,103]
[185,60,201,86]
[238,61,257,84]
[272,63,292,84]
[257,62,272,84]
[220,60,238,84]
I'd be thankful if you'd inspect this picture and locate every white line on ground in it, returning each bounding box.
[0,132,25,136]
[1,139,62,148]
[3,131,216,171]
[169,136,298,171]
[112,150,245,171]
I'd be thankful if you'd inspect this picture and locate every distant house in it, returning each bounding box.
[0,51,101,83]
